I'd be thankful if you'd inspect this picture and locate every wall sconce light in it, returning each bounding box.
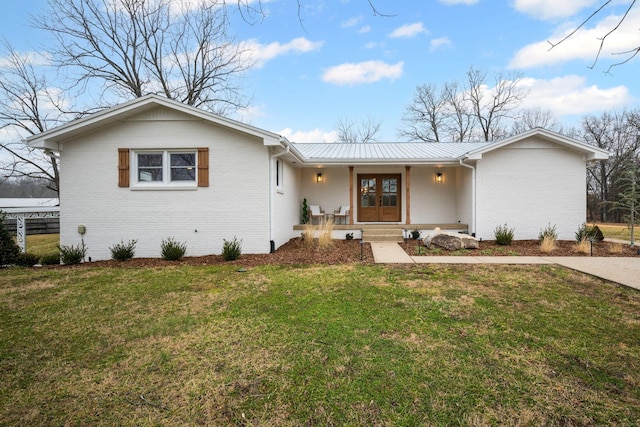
[316,172,324,183]
[436,172,443,183]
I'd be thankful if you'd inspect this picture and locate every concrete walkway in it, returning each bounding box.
[371,242,640,291]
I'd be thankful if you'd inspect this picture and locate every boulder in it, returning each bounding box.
[423,229,479,251]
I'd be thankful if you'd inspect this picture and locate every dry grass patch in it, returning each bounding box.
[540,235,557,253]
[608,243,625,254]
[574,238,591,254]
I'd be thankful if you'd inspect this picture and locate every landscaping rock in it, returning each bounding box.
[423,229,479,251]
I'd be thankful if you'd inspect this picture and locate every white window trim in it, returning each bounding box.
[131,149,198,190]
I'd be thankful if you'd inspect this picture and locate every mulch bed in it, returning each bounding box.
[401,238,638,257]
[55,237,639,269]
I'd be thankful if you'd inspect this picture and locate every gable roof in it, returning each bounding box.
[26,94,285,151]
[463,127,609,161]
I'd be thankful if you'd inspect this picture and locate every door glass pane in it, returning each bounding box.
[361,178,376,207]
[381,178,398,207]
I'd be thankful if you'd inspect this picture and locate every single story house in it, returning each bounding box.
[27,95,609,261]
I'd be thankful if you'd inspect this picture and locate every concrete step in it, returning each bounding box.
[362,229,404,243]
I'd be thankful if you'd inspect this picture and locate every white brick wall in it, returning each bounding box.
[475,137,587,241]
[60,107,272,260]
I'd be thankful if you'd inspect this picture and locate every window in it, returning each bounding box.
[118,148,208,189]
[275,159,283,191]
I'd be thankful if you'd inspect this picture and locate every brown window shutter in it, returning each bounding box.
[118,148,130,187]
[197,147,209,187]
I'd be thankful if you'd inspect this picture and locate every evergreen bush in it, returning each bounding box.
[40,252,61,266]
[15,252,40,267]
[575,223,604,242]
[221,237,242,261]
[161,237,187,261]
[538,223,558,241]
[109,239,137,261]
[0,211,20,266]
[59,244,87,265]
[494,223,514,245]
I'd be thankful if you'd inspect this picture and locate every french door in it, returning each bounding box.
[357,174,401,222]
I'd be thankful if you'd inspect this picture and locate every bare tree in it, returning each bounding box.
[0,42,72,194]
[399,83,447,142]
[548,1,639,73]
[466,66,527,142]
[399,66,526,142]
[510,108,563,135]
[583,109,640,222]
[336,116,382,143]
[36,0,251,114]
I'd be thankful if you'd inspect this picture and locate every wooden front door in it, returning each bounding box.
[358,174,401,222]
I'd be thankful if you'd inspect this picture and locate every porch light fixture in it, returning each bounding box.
[316,172,324,183]
[436,172,443,183]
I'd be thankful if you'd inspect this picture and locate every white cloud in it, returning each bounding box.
[279,128,338,143]
[0,51,50,68]
[242,37,324,68]
[430,37,452,51]
[438,0,479,4]
[322,60,404,86]
[359,25,371,34]
[342,16,363,28]
[509,7,640,68]
[517,75,633,116]
[363,41,380,49]
[234,104,267,124]
[511,0,597,20]
[389,22,427,39]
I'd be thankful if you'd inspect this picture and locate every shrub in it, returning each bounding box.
[0,211,20,266]
[15,252,40,267]
[59,243,87,265]
[222,237,242,261]
[109,239,137,261]
[494,223,514,246]
[161,237,187,261]
[411,230,421,240]
[40,252,61,266]
[575,223,605,242]
[538,223,558,241]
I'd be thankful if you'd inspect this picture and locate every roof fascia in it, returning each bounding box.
[463,128,610,161]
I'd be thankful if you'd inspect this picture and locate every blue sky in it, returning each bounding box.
[1,0,639,142]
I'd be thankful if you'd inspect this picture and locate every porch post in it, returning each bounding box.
[349,166,354,225]
[405,166,411,225]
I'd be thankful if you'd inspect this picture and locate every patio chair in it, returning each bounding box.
[308,205,325,224]
[334,205,350,225]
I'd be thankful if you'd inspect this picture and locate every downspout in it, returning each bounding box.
[269,141,290,253]
[459,158,476,237]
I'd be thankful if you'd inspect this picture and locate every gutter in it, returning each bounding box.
[459,158,476,237]
[268,140,290,253]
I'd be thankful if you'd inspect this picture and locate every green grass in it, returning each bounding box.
[592,223,635,241]
[20,233,59,257]
[1,264,639,425]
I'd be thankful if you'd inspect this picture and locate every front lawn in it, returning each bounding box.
[1,264,639,425]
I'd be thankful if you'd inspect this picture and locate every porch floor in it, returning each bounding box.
[293,223,468,231]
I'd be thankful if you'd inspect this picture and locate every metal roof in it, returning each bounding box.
[290,142,489,164]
